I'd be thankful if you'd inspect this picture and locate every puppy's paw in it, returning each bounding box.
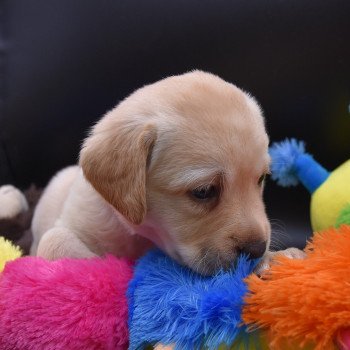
[36,227,98,259]
[275,247,306,259]
[0,185,29,219]
[154,345,174,350]
[255,247,306,276]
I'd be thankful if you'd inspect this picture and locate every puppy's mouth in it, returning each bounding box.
[182,245,267,276]
[183,250,240,276]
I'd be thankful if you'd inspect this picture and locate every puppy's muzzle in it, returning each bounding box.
[237,240,267,259]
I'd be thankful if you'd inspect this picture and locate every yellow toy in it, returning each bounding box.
[0,236,22,272]
[313,160,350,230]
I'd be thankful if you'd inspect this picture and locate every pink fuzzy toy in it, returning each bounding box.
[0,255,133,350]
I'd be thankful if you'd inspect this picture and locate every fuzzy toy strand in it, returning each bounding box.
[243,225,350,350]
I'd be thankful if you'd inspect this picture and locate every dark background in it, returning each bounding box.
[1,0,349,249]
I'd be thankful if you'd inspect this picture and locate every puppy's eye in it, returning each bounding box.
[258,174,266,186]
[191,185,219,201]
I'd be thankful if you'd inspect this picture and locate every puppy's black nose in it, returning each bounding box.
[238,240,267,259]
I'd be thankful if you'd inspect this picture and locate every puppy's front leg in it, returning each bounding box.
[37,227,97,260]
[255,247,306,276]
[154,345,174,350]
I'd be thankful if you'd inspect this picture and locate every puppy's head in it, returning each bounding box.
[80,71,271,275]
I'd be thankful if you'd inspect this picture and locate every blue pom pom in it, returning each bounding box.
[269,138,330,193]
[269,138,306,187]
[128,250,260,350]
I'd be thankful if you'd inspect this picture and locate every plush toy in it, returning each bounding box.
[0,184,42,254]
[269,138,350,231]
[0,185,29,219]
[127,250,260,350]
[0,236,22,272]
[0,255,133,350]
[243,213,350,350]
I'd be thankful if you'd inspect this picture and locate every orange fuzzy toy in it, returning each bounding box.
[243,225,350,350]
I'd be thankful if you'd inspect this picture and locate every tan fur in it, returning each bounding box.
[80,121,157,224]
[31,71,301,274]
[30,166,78,255]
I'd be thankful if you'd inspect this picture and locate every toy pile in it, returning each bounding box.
[0,139,349,350]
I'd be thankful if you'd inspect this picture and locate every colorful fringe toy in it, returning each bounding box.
[243,224,350,350]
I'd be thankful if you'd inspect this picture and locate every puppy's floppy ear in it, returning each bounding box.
[79,115,157,225]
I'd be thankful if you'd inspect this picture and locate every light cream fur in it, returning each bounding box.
[31,71,303,274]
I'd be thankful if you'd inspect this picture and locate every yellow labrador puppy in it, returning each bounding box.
[31,71,303,275]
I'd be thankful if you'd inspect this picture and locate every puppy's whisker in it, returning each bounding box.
[270,229,288,241]
[269,238,286,251]
[265,218,288,250]
[270,219,287,232]
[270,218,287,231]
[195,249,208,271]
[271,228,289,240]
[192,247,212,274]
[270,219,286,231]
[270,228,288,238]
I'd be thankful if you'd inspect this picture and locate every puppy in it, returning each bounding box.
[31,71,304,275]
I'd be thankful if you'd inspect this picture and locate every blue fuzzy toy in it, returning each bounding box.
[128,250,259,350]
